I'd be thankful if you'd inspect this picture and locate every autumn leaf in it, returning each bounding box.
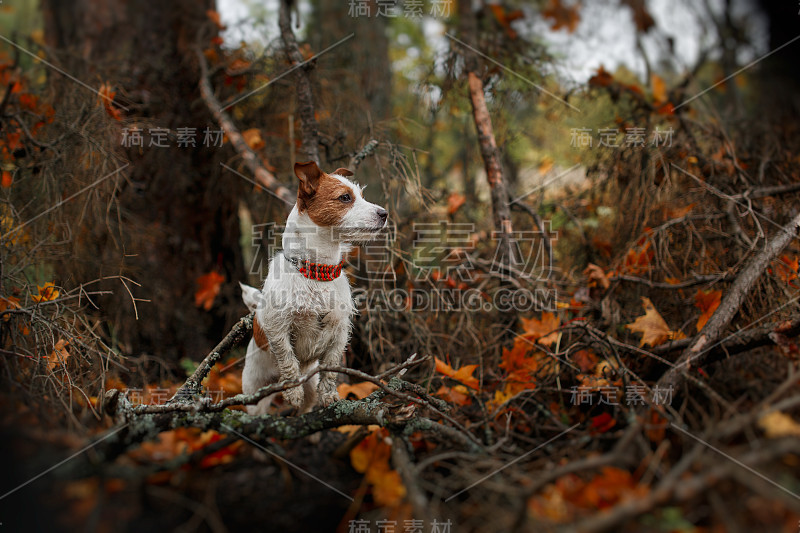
[435,384,471,406]
[488,4,525,39]
[0,295,20,320]
[772,255,799,285]
[32,281,60,303]
[584,263,610,290]
[589,412,616,434]
[542,0,580,32]
[588,66,614,88]
[350,428,406,507]
[651,74,667,103]
[758,411,800,438]
[520,312,561,346]
[195,271,225,311]
[48,338,71,371]
[1,170,12,188]
[242,128,265,150]
[447,192,466,215]
[434,357,479,390]
[694,289,722,331]
[98,82,122,120]
[626,297,682,347]
[338,381,379,400]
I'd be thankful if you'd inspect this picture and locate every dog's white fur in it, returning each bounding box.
[240,162,387,415]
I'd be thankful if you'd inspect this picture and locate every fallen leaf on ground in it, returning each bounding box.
[626,297,682,347]
[434,357,479,390]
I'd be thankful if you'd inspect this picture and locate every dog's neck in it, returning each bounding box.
[282,205,352,264]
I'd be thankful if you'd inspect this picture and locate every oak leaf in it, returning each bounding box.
[434,357,479,390]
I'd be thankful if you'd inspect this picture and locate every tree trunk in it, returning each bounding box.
[41,0,245,360]
[458,2,514,265]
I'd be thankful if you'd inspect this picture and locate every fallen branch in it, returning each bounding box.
[196,47,295,207]
[658,212,800,391]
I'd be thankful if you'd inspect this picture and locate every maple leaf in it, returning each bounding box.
[542,0,580,32]
[338,381,379,400]
[31,281,59,303]
[434,357,479,390]
[694,289,722,331]
[195,271,224,311]
[520,312,560,346]
[447,192,466,215]
[626,297,682,347]
[350,428,406,507]
[48,338,71,371]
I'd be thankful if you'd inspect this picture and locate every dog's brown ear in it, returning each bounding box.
[294,161,322,197]
[332,167,354,177]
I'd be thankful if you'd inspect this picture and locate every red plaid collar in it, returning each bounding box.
[285,254,346,282]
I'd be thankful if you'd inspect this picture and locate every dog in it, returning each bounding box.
[239,161,388,415]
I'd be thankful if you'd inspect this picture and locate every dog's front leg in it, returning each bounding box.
[317,322,349,407]
[263,319,305,409]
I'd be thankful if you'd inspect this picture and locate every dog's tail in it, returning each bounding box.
[239,282,262,312]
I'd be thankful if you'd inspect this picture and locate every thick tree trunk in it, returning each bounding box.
[41,0,245,359]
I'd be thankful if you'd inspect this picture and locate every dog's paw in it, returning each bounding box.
[317,385,339,407]
[283,386,305,409]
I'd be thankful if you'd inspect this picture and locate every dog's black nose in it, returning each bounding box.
[377,208,388,222]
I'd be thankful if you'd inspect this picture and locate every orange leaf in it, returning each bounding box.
[625,297,679,347]
[48,339,71,371]
[435,384,471,406]
[434,357,479,390]
[242,128,265,150]
[31,281,59,303]
[520,312,560,346]
[195,271,224,311]
[338,381,379,400]
[694,289,722,331]
[1,171,12,188]
[773,255,799,285]
[98,82,122,120]
[542,0,580,32]
[350,428,406,507]
[651,74,667,103]
[588,66,614,88]
[447,192,466,215]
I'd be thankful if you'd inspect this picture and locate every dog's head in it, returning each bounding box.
[294,161,388,241]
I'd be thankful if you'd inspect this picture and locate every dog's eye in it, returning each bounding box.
[338,193,352,203]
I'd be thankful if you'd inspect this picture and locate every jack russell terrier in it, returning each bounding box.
[239,161,388,415]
